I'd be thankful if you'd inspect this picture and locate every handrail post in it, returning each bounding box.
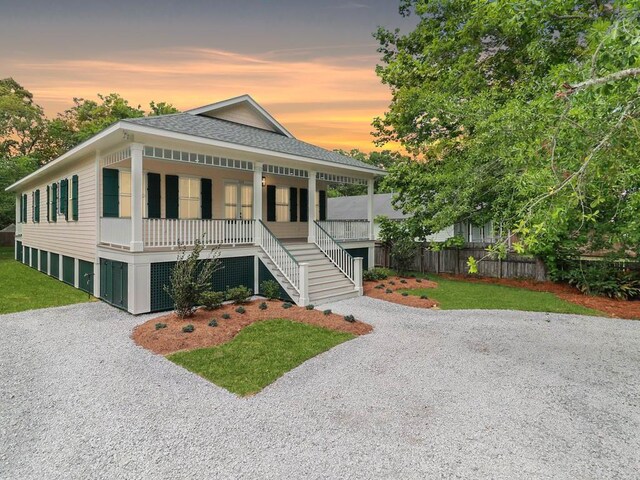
[298,262,309,306]
[354,257,363,294]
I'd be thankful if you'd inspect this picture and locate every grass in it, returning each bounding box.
[402,274,600,315]
[0,247,92,314]
[167,319,355,396]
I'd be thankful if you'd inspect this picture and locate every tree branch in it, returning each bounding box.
[557,68,640,97]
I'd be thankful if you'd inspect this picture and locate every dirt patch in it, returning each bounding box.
[132,300,373,355]
[439,274,640,320]
[364,276,438,309]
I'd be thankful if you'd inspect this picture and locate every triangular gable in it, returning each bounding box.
[186,94,294,138]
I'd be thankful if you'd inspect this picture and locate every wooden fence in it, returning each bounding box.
[375,243,543,280]
[0,232,15,247]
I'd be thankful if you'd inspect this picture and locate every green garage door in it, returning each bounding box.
[100,259,128,310]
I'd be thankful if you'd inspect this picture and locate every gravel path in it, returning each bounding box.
[1,298,639,479]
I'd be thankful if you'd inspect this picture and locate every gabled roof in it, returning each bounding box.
[123,114,384,173]
[185,94,294,138]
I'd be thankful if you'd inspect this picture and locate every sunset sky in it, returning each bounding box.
[0,0,414,152]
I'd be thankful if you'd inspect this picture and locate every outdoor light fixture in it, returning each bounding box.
[262,176,266,187]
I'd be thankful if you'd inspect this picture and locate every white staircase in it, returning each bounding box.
[284,243,360,305]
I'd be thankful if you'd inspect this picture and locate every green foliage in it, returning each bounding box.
[327,149,402,196]
[363,267,389,281]
[199,291,224,310]
[221,313,231,320]
[164,238,221,318]
[208,319,218,327]
[420,295,429,300]
[225,285,252,304]
[561,262,640,300]
[235,306,246,314]
[155,323,167,330]
[375,1,640,273]
[0,156,38,228]
[258,302,268,310]
[401,292,409,297]
[385,289,393,294]
[305,304,315,310]
[260,280,281,300]
[282,302,293,309]
[344,314,356,323]
[429,235,465,252]
[182,324,195,333]
[323,309,332,315]
[378,217,417,275]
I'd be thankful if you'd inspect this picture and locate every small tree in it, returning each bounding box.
[378,216,417,275]
[164,235,221,318]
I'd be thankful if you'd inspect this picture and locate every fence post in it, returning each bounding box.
[298,263,309,306]
[354,257,363,294]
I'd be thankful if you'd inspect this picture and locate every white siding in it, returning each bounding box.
[19,155,97,262]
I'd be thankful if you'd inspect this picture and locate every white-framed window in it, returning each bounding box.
[241,184,253,220]
[276,186,289,222]
[179,176,201,219]
[224,182,253,219]
[224,182,238,219]
[119,171,131,217]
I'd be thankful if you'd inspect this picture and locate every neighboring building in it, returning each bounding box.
[8,95,383,314]
[328,193,498,244]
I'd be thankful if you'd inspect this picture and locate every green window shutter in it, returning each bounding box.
[147,173,161,219]
[34,189,40,223]
[23,194,27,223]
[319,190,327,221]
[72,174,79,220]
[289,187,298,222]
[102,168,119,218]
[19,195,23,223]
[46,185,50,222]
[201,178,212,219]
[266,185,276,221]
[299,188,308,222]
[31,192,34,222]
[165,175,179,219]
[51,183,57,222]
[60,178,68,219]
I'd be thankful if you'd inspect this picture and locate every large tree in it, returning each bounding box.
[328,148,400,197]
[375,0,640,275]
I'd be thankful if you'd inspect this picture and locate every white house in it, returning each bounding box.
[8,95,383,314]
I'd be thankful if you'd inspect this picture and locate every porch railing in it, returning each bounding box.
[143,218,254,248]
[317,220,370,241]
[100,217,132,247]
[313,221,361,290]
[256,220,301,294]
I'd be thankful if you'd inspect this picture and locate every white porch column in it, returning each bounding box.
[354,257,363,295]
[298,262,310,306]
[253,162,263,245]
[130,143,144,252]
[367,178,375,241]
[128,262,151,314]
[307,171,317,243]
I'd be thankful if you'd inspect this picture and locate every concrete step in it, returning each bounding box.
[310,289,360,305]
[309,276,354,289]
[308,282,357,297]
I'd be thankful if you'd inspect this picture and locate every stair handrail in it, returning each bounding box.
[256,220,300,293]
[313,220,357,286]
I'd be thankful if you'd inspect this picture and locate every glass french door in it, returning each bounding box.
[224,182,253,219]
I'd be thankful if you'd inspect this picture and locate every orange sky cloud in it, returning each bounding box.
[5,46,392,152]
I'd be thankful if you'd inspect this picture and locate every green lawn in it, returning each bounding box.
[0,247,92,314]
[403,274,601,315]
[168,319,355,396]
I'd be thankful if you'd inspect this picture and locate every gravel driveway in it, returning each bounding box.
[1,298,639,479]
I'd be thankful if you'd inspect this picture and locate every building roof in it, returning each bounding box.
[123,113,383,173]
[327,193,407,220]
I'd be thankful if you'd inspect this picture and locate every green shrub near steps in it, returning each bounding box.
[200,291,225,310]
[226,285,252,305]
[155,322,167,330]
[260,280,281,300]
[208,319,218,327]
[182,324,195,333]
[259,302,268,310]
[221,313,231,320]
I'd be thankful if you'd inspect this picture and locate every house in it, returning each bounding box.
[328,193,499,244]
[7,95,383,314]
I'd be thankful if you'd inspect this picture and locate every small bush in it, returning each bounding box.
[385,288,392,294]
[389,280,396,285]
[208,319,218,327]
[221,313,231,320]
[344,314,356,323]
[323,309,331,315]
[258,302,268,310]
[282,302,293,309]
[305,304,314,310]
[363,267,390,281]
[226,285,252,304]
[401,292,408,297]
[420,295,429,300]
[235,306,246,314]
[374,284,384,289]
[200,291,225,310]
[260,280,281,300]
[416,278,423,283]
[400,279,407,284]
[563,262,640,300]
[155,322,167,330]
[182,324,195,333]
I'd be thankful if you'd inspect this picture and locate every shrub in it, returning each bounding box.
[221,313,231,320]
[401,292,408,297]
[260,280,281,300]
[385,288,392,294]
[282,302,293,309]
[400,279,407,284]
[363,268,389,281]
[562,262,640,300]
[390,236,418,276]
[164,236,221,318]
[344,314,355,323]
[375,284,385,289]
[420,295,429,300]
[389,280,396,285]
[305,304,314,310]
[208,319,218,327]
[226,285,252,304]
[235,306,246,314]
[416,278,423,283]
[200,291,225,310]
[182,324,194,333]
[323,309,331,315]
[258,302,268,310]
[155,322,167,330]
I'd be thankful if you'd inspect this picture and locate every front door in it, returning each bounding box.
[224,182,253,219]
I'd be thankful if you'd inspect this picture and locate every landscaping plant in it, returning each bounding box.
[226,285,252,304]
[258,302,268,310]
[200,291,225,310]
[235,306,246,314]
[323,309,331,315]
[182,324,195,333]
[164,237,221,318]
[155,322,167,330]
[282,302,293,309]
[344,314,356,323]
[305,304,314,310]
[260,280,281,300]
[208,319,218,327]
[221,313,231,320]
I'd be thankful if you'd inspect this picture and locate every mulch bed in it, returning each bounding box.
[132,300,373,355]
[364,276,438,309]
[439,273,640,320]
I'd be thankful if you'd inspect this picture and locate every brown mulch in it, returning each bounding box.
[364,276,438,309]
[132,300,373,355]
[439,273,640,320]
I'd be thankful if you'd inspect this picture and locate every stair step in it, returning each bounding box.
[309,276,353,288]
[310,290,360,305]
[308,282,357,296]
[292,253,326,260]
[309,268,343,279]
